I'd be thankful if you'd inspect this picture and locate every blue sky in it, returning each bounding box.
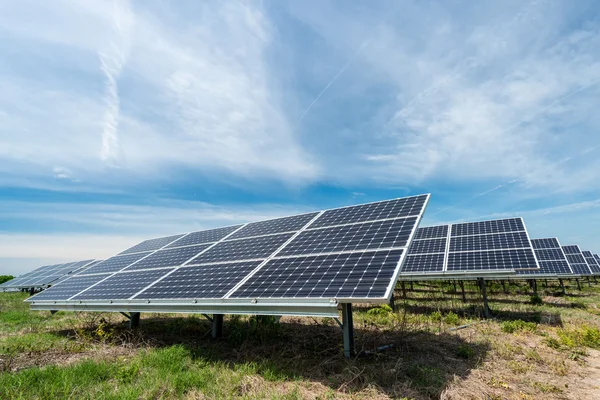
[1,0,599,276]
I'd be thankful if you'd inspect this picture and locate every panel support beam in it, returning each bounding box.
[129,312,140,329]
[459,281,466,302]
[559,279,566,296]
[576,279,581,291]
[211,314,224,338]
[342,303,355,358]
[478,278,491,318]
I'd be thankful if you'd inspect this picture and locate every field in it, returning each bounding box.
[2,280,600,399]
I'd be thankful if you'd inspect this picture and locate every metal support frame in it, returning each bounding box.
[388,294,395,311]
[501,280,507,294]
[401,281,407,298]
[531,279,538,295]
[478,278,491,318]
[559,279,566,296]
[341,303,355,358]
[459,281,466,302]
[587,277,592,287]
[129,312,140,329]
[211,314,223,338]
[576,279,581,291]
[410,281,414,291]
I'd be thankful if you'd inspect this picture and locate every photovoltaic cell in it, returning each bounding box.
[118,234,185,255]
[531,238,560,250]
[231,250,403,299]
[451,218,524,237]
[449,232,531,252]
[29,274,110,301]
[310,196,427,228]
[408,238,447,255]
[582,251,600,274]
[73,269,173,300]
[534,248,567,261]
[165,225,242,248]
[277,217,417,257]
[228,213,319,240]
[447,249,536,271]
[402,254,445,273]
[189,233,294,264]
[82,252,152,275]
[122,244,212,271]
[414,225,448,240]
[135,261,263,300]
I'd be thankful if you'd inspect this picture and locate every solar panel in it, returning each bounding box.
[118,234,185,255]
[562,245,593,275]
[165,225,242,248]
[400,217,539,278]
[2,260,97,288]
[29,194,430,313]
[28,274,110,301]
[595,254,600,264]
[517,238,572,276]
[81,253,153,275]
[582,251,600,274]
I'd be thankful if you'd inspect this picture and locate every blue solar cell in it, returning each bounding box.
[165,225,243,248]
[122,244,212,272]
[135,261,263,299]
[449,232,530,252]
[29,274,111,301]
[451,218,524,237]
[81,253,152,275]
[408,238,446,255]
[119,234,185,255]
[531,238,560,250]
[535,248,568,262]
[278,218,417,256]
[228,213,319,240]
[517,260,571,275]
[189,233,294,264]
[401,254,445,273]
[446,249,537,271]
[73,269,173,300]
[414,225,449,240]
[231,250,403,299]
[310,195,428,228]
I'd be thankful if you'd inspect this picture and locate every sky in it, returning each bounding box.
[0,0,599,276]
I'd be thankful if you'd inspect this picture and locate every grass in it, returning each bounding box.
[2,280,600,399]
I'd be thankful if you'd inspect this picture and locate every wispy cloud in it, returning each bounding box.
[99,0,134,164]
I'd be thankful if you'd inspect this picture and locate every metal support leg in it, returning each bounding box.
[389,294,396,311]
[576,279,581,291]
[559,279,566,295]
[410,281,413,291]
[401,281,406,298]
[588,277,592,287]
[459,280,466,302]
[342,304,355,358]
[29,287,35,296]
[532,279,538,295]
[212,314,223,338]
[129,312,140,329]
[501,280,507,294]
[478,278,491,318]
[452,280,457,293]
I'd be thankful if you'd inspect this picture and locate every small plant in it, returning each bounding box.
[570,300,587,309]
[501,320,537,334]
[544,337,561,350]
[530,294,543,305]
[367,304,393,315]
[430,311,442,322]
[455,344,474,359]
[533,381,563,393]
[443,311,460,325]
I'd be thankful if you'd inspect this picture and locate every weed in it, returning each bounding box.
[532,381,563,393]
[443,311,460,325]
[501,320,537,334]
[430,311,442,322]
[530,294,543,305]
[367,304,393,315]
[455,344,474,359]
[544,337,561,350]
[557,325,600,349]
[524,349,542,362]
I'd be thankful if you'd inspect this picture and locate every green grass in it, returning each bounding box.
[501,320,538,334]
[0,345,293,399]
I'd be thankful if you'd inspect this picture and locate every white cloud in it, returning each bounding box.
[0,0,317,188]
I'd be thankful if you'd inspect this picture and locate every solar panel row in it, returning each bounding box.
[517,238,572,276]
[1,260,97,289]
[562,245,594,275]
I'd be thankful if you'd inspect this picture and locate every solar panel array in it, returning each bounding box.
[0,260,96,289]
[29,195,429,306]
[517,238,572,277]
[562,245,593,276]
[401,218,539,276]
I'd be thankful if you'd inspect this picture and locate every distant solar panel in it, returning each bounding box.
[2,260,96,289]
[401,217,539,278]
[582,251,600,274]
[29,194,430,315]
[562,245,593,276]
[517,238,572,277]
